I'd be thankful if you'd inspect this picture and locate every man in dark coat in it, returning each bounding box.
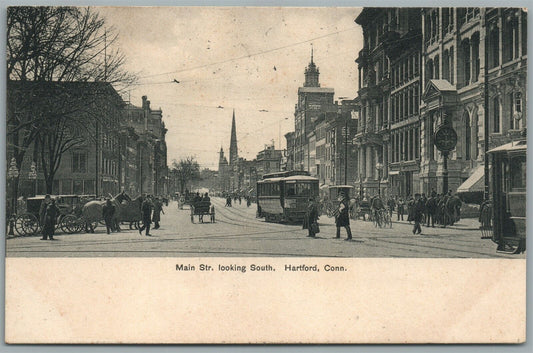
[39,194,52,230]
[41,199,60,240]
[425,191,438,227]
[412,193,424,235]
[152,197,164,229]
[303,197,319,237]
[335,193,353,240]
[102,198,116,234]
[138,195,153,236]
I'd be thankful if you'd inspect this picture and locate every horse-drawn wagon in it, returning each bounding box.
[190,200,215,223]
[13,194,91,236]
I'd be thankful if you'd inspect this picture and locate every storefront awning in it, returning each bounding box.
[457,166,485,193]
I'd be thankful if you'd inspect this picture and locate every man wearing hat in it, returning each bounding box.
[335,192,353,240]
[412,193,424,234]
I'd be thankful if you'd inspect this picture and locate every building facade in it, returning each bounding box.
[293,51,337,172]
[354,7,527,198]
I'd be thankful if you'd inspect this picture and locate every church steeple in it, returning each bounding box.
[304,46,320,87]
[229,109,238,166]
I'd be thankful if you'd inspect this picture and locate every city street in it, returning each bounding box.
[6,198,522,258]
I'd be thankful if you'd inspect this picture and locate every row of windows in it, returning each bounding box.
[102,158,118,176]
[391,127,420,163]
[391,83,420,123]
[425,8,479,46]
[391,53,420,89]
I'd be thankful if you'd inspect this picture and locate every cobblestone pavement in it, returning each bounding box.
[5,198,523,258]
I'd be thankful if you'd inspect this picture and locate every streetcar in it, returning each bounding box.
[256,171,319,223]
[486,140,526,254]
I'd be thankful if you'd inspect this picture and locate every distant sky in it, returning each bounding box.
[98,7,363,170]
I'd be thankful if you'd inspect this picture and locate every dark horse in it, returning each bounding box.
[81,192,131,233]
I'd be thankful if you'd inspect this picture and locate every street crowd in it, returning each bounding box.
[303,190,463,240]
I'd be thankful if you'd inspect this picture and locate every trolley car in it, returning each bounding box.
[488,140,526,254]
[256,171,319,223]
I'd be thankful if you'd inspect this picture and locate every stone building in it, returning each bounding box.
[354,7,527,198]
[124,95,168,195]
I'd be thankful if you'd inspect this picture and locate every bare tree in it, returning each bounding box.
[172,157,201,194]
[7,6,135,198]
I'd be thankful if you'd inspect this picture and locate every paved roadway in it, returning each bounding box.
[6,198,523,258]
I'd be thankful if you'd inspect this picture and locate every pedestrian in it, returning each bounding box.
[152,197,164,229]
[39,194,52,230]
[412,193,424,235]
[421,193,428,224]
[303,197,319,237]
[41,199,60,240]
[407,195,414,224]
[397,197,405,221]
[387,196,395,220]
[102,198,116,234]
[139,195,153,236]
[335,192,353,241]
[246,196,251,207]
[425,191,438,228]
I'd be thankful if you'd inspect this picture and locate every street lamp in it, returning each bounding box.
[7,158,19,236]
[376,162,383,196]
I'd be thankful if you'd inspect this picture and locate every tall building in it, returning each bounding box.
[124,95,168,195]
[294,50,336,172]
[354,7,527,198]
[420,8,527,196]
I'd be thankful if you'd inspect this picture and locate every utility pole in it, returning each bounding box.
[483,11,490,201]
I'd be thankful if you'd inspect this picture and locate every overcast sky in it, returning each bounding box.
[98,7,363,170]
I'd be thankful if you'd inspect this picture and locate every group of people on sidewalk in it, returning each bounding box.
[388,190,462,230]
[303,189,462,239]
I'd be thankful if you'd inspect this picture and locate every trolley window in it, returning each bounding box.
[510,155,526,191]
[261,182,280,196]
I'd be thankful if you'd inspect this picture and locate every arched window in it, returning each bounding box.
[426,59,434,82]
[489,26,499,68]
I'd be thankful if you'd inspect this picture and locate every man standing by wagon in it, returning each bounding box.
[39,194,52,232]
[41,199,60,240]
[139,195,153,236]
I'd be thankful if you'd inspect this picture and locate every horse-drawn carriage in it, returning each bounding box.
[13,194,93,236]
[190,200,215,223]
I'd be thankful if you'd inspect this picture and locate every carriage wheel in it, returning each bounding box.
[15,214,39,236]
[61,214,82,234]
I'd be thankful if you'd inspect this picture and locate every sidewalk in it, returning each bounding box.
[392,217,480,231]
